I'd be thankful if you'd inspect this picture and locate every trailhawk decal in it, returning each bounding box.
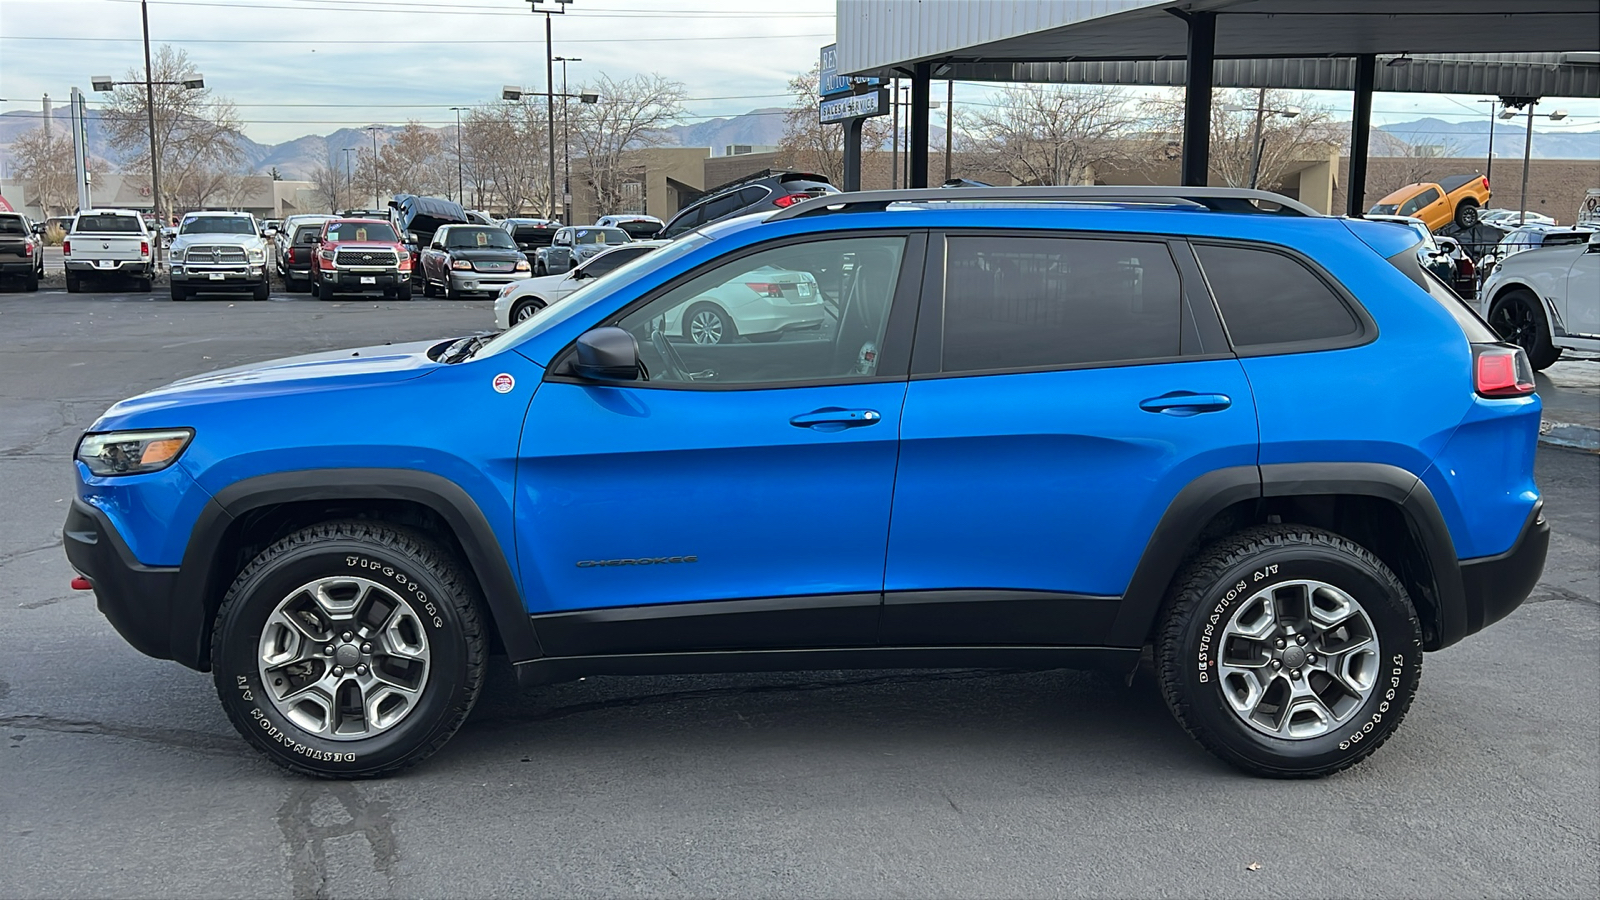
[576,555,698,568]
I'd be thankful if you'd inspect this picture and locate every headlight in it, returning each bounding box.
[76,429,194,477]
[170,248,185,262]
[248,247,265,262]
[514,260,531,272]
[451,259,473,271]
[318,248,334,261]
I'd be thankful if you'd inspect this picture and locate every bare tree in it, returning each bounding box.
[570,74,686,216]
[1367,129,1465,191]
[777,64,893,186]
[308,149,349,213]
[101,45,245,216]
[9,125,98,217]
[1138,88,1342,190]
[460,103,548,217]
[354,122,449,203]
[962,85,1139,186]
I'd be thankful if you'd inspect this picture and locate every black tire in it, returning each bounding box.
[25,269,39,292]
[510,298,543,324]
[1454,201,1480,229]
[1156,525,1423,779]
[136,277,153,293]
[1489,288,1561,370]
[252,279,270,301]
[423,277,437,298]
[211,520,487,778]
[396,283,413,301]
[170,284,187,302]
[316,280,333,301]
[66,272,81,294]
[683,302,736,345]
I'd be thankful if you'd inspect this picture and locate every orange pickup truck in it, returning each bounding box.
[1369,175,1492,231]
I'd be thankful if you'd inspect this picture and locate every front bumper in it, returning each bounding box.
[320,269,404,291]
[172,265,266,288]
[449,270,528,295]
[1459,501,1550,635]
[66,260,151,275]
[64,499,182,663]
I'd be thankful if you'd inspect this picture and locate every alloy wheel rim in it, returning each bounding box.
[256,575,431,741]
[1214,579,1381,740]
[689,310,724,344]
[515,304,536,323]
[1491,301,1534,349]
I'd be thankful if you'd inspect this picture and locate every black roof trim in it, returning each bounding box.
[768,186,1321,221]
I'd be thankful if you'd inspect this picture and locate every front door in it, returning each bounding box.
[516,232,923,657]
[1565,245,1600,337]
[882,232,1258,647]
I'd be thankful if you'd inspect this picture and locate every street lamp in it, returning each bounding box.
[1224,90,1301,189]
[340,147,357,212]
[90,4,205,232]
[527,0,573,219]
[553,56,581,222]
[449,107,468,203]
[505,83,597,218]
[1498,98,1570,225]
[364,125,382,209]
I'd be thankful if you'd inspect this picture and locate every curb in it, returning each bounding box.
[1539,420,1600,453]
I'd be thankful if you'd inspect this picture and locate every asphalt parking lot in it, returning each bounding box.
[1,286,1596,899]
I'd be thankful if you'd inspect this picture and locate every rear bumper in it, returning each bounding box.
[0,259,38,274]
[63,499,181,663]
[1459,502,1550,635]
[66,260,151,275]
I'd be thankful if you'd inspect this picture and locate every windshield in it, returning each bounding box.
[180,216,256,236]
[573,227,630,245]
[476,233,711,359]
[325,222,398,242]
[615,220,662,239]
[75,214,143,233]
[1368,204,1398,216]
[447,228,516,250]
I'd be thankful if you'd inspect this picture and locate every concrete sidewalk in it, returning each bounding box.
[1538,358,1600,452]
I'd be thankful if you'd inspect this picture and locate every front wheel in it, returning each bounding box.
[252,279,270,301]
[1489,289,1561,370]
[211,520,487,778]
[1156,525,1422,778]
[511,298,543,324]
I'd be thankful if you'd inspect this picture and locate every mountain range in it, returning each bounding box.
[1,109,1594,184]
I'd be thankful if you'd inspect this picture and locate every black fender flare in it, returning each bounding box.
[169,468,540,670]
[1106,462,1465,648]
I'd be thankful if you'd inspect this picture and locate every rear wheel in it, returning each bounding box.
[1454,201,1480,229]
[25,268,39,292]
[1156,525,1422,778]
[684,302,735,345]
[1489,288,1561,370]
[211,520,487,778]
[423,276,437,298]
[66,272,81,293]
[135,277,153,293]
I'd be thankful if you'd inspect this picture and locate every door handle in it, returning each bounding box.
[790,408,882,431]
[1139,392,1232,416]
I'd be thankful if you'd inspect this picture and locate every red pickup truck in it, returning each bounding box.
[310,218,413,301]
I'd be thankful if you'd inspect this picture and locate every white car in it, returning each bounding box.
[494,241,666,329]
[661,263,826,345]
[1477,229,1600,370]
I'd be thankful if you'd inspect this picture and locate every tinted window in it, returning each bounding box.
[0,217,26,235]
[735,187,770,209]
[664,204,707,238]
[180,216,255,235]
[1194,244,1360,348]
[615,235,905,387]
[700,192,746,223]
[325,222,398,242]
[294,225,323,244]
[583,246,652,277]
[75,215,143,233]
[446,227,515,249]
[941,236,1182,372]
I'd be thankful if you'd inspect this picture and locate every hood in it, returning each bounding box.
[94,339,450,426]
[446,247,521,261]
[172,233,263,250]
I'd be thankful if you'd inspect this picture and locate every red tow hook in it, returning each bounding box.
[70,576,92,591]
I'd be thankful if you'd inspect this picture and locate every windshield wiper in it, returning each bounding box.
[440,332,497,364]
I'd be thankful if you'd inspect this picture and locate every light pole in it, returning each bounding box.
[1497,99,1568,225]
[91,43,204,231]
[450,107,468,203]
[340,147,357,212]
[528,1,571,220]
[553,56,580,222]
[1224,90,1301,190]
[503,83,597,219]
[365,125,382,209]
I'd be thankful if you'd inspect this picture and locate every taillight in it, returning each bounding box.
[286,247,296,263]
[744,282,786,297]
[1458,255,1475,277]
[140,241,149,256]
[771,193,805,208]
[62,239,71,255]
[1473,344,1535,398]
[1482,176,1490,191]
[22,241,33,256]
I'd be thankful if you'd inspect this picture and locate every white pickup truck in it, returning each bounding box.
[64,209,154,293]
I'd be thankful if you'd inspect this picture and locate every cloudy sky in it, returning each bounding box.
[1,0,1597,147]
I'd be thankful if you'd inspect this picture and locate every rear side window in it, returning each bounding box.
[1193,244,1360,348]
[941,235,1183,372]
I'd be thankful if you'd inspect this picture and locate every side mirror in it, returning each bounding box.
[570,265,588,280]
[573,327,639,381]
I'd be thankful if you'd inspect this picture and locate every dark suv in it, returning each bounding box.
[64,186,1546,780]
[661,171,837,239]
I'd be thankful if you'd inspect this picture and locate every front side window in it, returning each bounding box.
[613,235,906,387]
[940,235,1183,373]
[1194,243,1360,348]
[582,246,652,277]
[1398,188,1441,217]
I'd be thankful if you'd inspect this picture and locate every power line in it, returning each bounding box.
[0,33,834,44]
[90,0,832,17]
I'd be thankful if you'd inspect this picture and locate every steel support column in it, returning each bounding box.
[842,117,864,192]
[909,62,931,188]
[1179,11,1215,187]
[1347,54,1376,218]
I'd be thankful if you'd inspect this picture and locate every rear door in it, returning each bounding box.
[882,231,1257,647]
[1565,243,1600,337]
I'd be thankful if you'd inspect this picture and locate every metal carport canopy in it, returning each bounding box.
[835,0,1600,209]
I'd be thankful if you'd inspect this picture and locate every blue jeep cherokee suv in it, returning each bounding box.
[64,187,1548,778]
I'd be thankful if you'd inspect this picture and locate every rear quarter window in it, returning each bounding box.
[1193,243,1362,350]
